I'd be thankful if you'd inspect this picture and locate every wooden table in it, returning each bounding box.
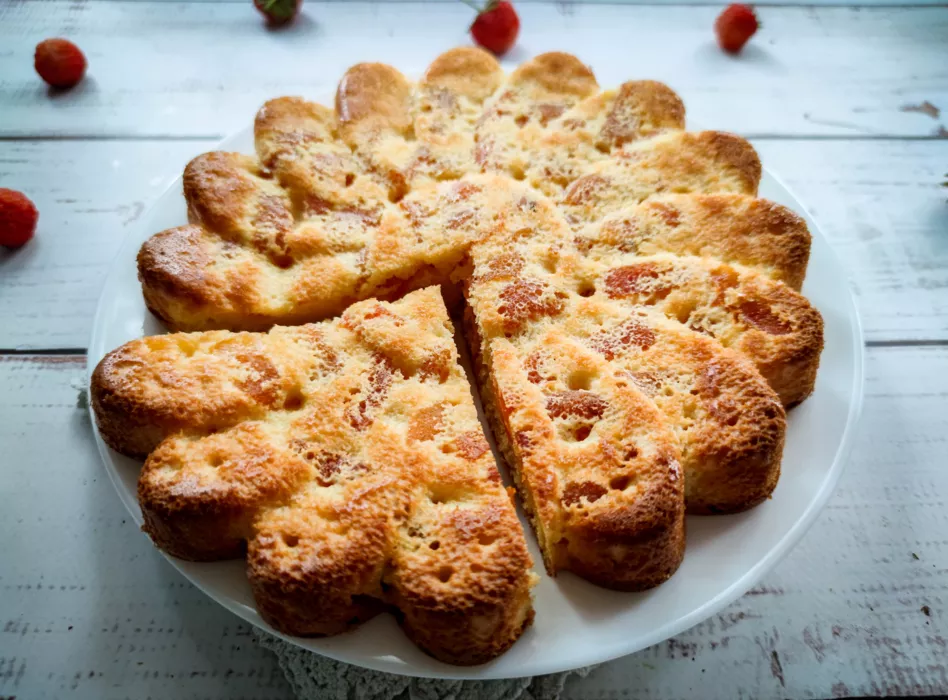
[1,2,946,698]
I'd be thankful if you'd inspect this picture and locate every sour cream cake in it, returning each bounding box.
[92,47,824,664]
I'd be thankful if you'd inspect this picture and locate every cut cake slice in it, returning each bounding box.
[91,287,536,665]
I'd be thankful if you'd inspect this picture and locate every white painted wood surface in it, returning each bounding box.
[1,1,947,698]
[1,3,946,138]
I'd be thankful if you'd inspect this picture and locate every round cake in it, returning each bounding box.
[92,47,824,665]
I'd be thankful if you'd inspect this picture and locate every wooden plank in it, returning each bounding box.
[2,138,946,350]
[0,345,945,698]
[755,139,948,345]
[0,2,946,138]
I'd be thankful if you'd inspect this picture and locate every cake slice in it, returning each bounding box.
[254,95,389,212]
[465,271,786,521]
[513,84,687,196]
[573,194,812,291]
[91,287,536,665]
[464,306,685,590]
[464,203,787,518]
[473,52,600,178]
[559,130,762,226]
[577,252,824,406]
[411,47,505,181]
[334,47,504,194]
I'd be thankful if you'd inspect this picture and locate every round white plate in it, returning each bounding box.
[88,116,864,680]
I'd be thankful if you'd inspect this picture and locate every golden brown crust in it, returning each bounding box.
[140,423,310,560]
[463,194,787,517]
[253,96,375,212]
[702,131,762,193]
[137,225,217,331]
[336,63,414,134]
[136,225,281,332]
[91,288,535,664]
[463,306,686,590]
[508,52,599,99]
[577,252,823,405]
[472,52,599,182]
[558,131,762,227]
[682,349,786,513]
[731,276,824,406]
[91,345,184,460]
[386,496,537,664]
[183,152,295,264]
[254,96,337,169]
[599,81,686,148]
[576,194,812,290]
[92,326,306,458]
[421,46,503,101]
[476,79,685,196]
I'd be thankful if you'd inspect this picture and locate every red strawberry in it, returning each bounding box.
[470,1,520,57]
[0,189,39,249]
[34,38,87,89]
[715,4,759,54]
[254,0,301,25]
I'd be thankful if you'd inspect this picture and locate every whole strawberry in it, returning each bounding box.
[34,38,87,89]
[254,0,301,25]
[470,1,520,57]
[0,189,39,249]
[715,4,759,54]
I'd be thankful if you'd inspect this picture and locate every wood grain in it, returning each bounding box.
[2,138,946,350]
[0,345,944,698]
[0,355,291,700]
[0,2,945,139]
[754,139,948,346]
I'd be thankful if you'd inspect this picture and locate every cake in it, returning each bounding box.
[91,47,825,663]
[92,287,535,665]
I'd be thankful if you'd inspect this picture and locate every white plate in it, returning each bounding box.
[88,115,864,680]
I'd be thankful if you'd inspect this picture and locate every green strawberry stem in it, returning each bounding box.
[263,0,294,18]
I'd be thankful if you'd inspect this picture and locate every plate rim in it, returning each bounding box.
[86,123,865,681]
